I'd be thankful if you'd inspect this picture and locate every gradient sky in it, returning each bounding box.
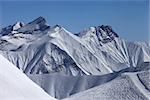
[0,0,149,42]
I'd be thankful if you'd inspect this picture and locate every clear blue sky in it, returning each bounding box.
[0,0,149,42]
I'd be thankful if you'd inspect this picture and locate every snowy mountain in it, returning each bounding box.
[0,17,149,100]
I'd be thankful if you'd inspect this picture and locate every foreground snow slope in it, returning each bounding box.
[0,55,57,100]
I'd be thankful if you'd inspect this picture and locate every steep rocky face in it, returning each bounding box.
[78,25,119,44]
[96,25,119,43]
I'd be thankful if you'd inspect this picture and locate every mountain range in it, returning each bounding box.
[0,17,149,100]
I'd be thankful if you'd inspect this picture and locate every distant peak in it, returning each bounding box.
[16,16,49,33]
[78,25,119,43]
[97,25,119,38]
[89,27,97,34]
[53,24,62,32]
[13,22,24,30]
[78,27,97,37]
[96,25,119,43]
[54,24,61,28]
[29,16,46,25]
[34,16,46,21]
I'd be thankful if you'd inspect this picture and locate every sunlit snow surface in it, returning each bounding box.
[0,17,150,100]
[0,55,57,100]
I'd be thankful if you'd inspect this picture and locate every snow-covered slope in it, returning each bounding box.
[63,71,150,100]
[0,17,149,100]
[27,73,117,99]
[27,63,150,99]
[0,55,57,100]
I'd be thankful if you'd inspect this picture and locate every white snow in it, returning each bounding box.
[0,55,57,100]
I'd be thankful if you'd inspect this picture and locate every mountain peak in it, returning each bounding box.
[12,21,24,30]
[17,16,49,32]
[97,25,119,38]
[96,25,119,43]
[53,24,62,31]
[89,27,97,34]
[29,16,46,25]
[78,25,119,43]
